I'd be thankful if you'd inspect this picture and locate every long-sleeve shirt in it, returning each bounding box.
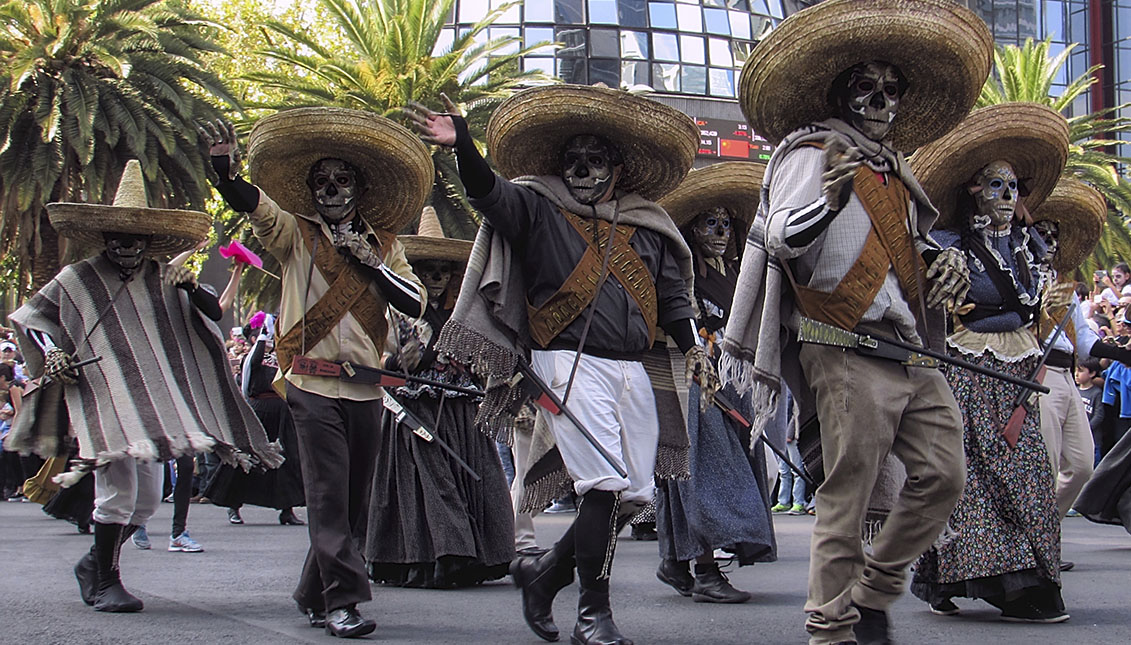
[248,190,426,400]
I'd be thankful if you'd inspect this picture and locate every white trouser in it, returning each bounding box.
[530,350,659,505]
[93,458,164,526]
[512,427,538,551]
[1038,365,1095,518]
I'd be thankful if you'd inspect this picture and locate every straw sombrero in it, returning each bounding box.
[399,206,473,265]
[487,85,698,201]
[247,107,434,233]
[739,0,992,151]
[910,103,1070,231]
[659,162,766,229]
[1033,177,1106,274]
[47,160,211,256]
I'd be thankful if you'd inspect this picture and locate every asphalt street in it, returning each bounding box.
[1,500,1128,644]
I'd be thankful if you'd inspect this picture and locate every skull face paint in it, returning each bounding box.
[103,232,150,278]
[691,207,732,260]
[307,158,360,222]
[839,61,902,142]
[561,134,622,205]
[971,160,1018,230]
[1034,219,1059,260]
[413,259,454,301]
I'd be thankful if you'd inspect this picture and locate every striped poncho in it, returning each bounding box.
[6,255,283,477]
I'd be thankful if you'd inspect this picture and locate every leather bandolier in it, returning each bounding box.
[275,218,395,372]
[792,165,924,331]
[526,209,658,349]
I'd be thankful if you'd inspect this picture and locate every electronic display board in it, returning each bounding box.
[695,117,774,161]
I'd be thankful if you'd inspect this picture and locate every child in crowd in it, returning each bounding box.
[1077,358,1106,466]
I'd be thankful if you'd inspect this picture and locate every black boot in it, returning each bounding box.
[279,508,305,525]
[76,524,139,606]
[570,491,632,645]
[691,562,751,604]
[92,522,144,612]
[512,523,577,641]
[655,559,694,597]
[325,604,377,638]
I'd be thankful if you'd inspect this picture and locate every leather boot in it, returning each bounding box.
[92,522,144,612]
[655,559,694,597]
[570,491,632,645]
[512,523,577,641]
[77,524,139,606]
[691,562,751,603]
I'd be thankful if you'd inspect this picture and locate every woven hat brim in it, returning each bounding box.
[248,107,434,233]
[1033,178,1106,274]
[660,162,766,229]
[400,236,473,264]
[487,85,699,201]
[47,203,211,256]
[910,103,1069,231]
[739,0,992,150]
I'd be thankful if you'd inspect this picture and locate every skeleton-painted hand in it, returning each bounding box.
[685,345,720,406]
[403,93,461,147]
[1045,281,1075,310]
[165,265,198,291]
[925,248,970,311]
[821,135,864,210]
[397,338,423,372]
[331,228,383,269]
[44,347,79,385]
[198,119,241,181]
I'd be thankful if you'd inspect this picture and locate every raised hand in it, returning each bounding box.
[925,248,971,311]
[821,134,864,209]
[331,227,383,269]
[403,93,461,147]
[198,119,241,181]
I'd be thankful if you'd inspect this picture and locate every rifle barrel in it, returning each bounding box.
[875,335,1049,394]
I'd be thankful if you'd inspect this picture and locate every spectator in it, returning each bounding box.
[1076,358,1105,466]
[0,362,25,500]
[1099,262,1131,305]
[1,340,26,382]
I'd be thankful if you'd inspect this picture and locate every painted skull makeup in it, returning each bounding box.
[413,259,454,301]
[971,160,1018,230]
[1034,219,1059,260]
[103,232,150,279]
[839,61,902,142]
[308,158,360,222]
[691,207,732,259]
[561,134,622,205]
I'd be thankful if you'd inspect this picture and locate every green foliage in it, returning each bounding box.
[0,0,240,290]
[976,38,1131,276]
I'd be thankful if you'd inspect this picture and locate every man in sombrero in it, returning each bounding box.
[200,109,429,638]
[407,86,712,645]
[6,160,283,613]
[719,1,993,643]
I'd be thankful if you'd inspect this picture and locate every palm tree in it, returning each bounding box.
[0,0,239,293]
[976,38,1131,277]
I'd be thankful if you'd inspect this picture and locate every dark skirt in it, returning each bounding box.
[43,466,94,532]
[206,396,305,510]
[911,350,1060,604]
[656,383,776,565]
[366,393,514,588]
[1075,423,1131,534]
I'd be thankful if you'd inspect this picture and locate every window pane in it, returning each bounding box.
[590,0,618,24]
[708,37,732,66]
[491,0,522,23]
[525,0,554,22]
[622,60,649,87]
[460,0,489,22]
[490,27,521,55]
[524,57,556,76]
[704,8,730,35]
[556,26,588,57]
[526,26,556,54]
[729,10,751,39]
[682,65,707,94]
[433,28,455,56]
[555,0,585,24]
[677,4,703,32]
[618,0,648,28]
[709,67,735,97]
[621,30,649,59]
[590,28,619,56]
[680,34,705,64]
[558,58,588,83]
[590,58,620,86]
[653,32,680,61]
[652,62,681,92]
[649,2,677,29]
[750,16,771,40]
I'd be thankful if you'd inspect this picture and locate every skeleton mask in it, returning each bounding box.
[970,160,1018,230]
[414,259,454,301]
[1034,220,1059,260]
[103,232,150,278]
[690,208,732,260]
[307,158,361,222]
[561,134,622,205]
[837,61,903,142]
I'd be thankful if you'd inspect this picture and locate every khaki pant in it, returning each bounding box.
[512,426,538,552]
[799,345,965,645]
[1038,365,1095,519]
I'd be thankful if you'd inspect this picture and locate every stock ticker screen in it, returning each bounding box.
[695,117,773,161]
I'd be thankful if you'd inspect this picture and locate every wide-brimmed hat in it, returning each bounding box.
[1033,177,1106,274]
[659,162,765,230]
[487,85,698,201]
[47,160,211,256]
[399,206,472,265]
[247,107,434,233]
[910,103,1070,231]
[738,0,992,151]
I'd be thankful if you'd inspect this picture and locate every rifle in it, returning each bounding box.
[797,317,1049,394]
[708,385,815,488]
[290,355,483,397]
[382,392,481,481]
[1000,302,1076,447]
[509,358,629,478]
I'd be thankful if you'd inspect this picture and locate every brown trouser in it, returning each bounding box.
[1038,365,1095,519]
[799,344,965,645]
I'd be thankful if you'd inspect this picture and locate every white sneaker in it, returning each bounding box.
[168,530,203,552]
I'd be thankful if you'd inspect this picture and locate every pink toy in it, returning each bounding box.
[219,240,263,268]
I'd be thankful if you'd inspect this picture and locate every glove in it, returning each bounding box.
[397,338,423,372]
[925,248,970,311]
[331,227,382,269]
[165,265,198,291]
[44,348,79,385]
[685,344,720,406]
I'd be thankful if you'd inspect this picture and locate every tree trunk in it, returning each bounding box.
[29,212,61,291]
